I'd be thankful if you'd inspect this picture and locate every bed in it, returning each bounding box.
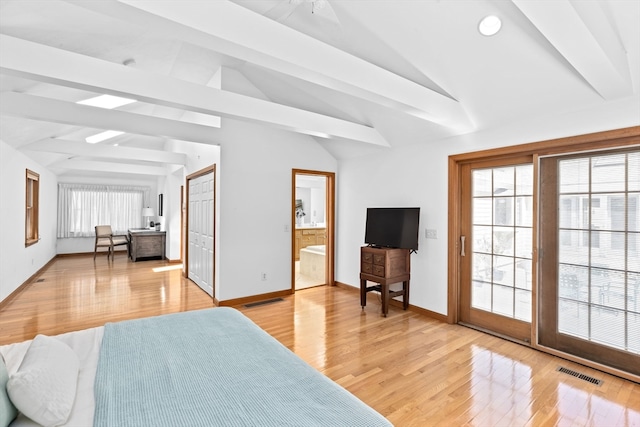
[1,308,391,427]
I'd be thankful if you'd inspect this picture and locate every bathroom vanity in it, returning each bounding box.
[294,225,326,261]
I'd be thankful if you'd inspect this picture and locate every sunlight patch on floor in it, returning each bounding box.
[153,264,183,273]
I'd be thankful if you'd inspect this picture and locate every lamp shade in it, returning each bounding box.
[142,207,155,217]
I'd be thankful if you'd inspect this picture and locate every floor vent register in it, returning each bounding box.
[556,366,603,386]
[244,298,284,308]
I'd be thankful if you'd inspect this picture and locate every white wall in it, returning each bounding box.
[215,118,337,301]
[0,140,58,301]
[162,169,184,262]
[162,119,336,303]
[336,96,640,316]
[309,187,326,225]
[212,68,338,301]
[295,187,311,224]
[162,139,221,262]
[296,175,326,225]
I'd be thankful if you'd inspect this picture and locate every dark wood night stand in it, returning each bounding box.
[360,246,410,317]
[128,229,166,262]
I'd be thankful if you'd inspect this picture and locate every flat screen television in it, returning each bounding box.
[364,207,420,251]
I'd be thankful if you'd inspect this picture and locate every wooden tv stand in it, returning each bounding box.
[360,246,410,317]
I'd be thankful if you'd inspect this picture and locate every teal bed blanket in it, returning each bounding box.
[93,307,392,426]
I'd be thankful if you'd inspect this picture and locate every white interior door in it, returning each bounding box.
[200,173,214,295]
[188,177,202,288]
[188,172,214,296]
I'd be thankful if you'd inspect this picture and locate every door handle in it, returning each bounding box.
[460,236,466,257]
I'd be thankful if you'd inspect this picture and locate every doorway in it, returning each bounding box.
[292,169,335,291]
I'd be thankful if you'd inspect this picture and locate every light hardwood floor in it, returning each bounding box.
[1,255,639,426]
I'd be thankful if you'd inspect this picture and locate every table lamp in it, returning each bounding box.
[142,207,155,229]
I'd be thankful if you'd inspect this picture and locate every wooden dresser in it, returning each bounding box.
[360,246,410,317]
[128,229,166,262]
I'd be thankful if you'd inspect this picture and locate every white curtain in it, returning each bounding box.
[57,184,150,237]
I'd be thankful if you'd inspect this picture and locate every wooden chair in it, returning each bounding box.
[94,225,129,260]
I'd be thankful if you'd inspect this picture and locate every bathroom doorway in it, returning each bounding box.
[292,169,335,291]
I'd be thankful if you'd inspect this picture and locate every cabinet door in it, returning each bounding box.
[295,230,302,260]
[137,235,161,257]
[361,249,373,275]
[301,234,315,247]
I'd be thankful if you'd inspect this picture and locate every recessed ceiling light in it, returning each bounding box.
[77,94,136,109]
[479,15,502,36]
[86,130,124,144]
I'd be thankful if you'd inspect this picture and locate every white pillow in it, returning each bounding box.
[1,353,18,427]
[7,335,79,427]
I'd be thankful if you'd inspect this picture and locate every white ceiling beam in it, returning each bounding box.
[0,35,388,147]
[0,92,219,145]
[512,0,632,100]
[22,138,187,165]
[66,0,472,130]
[50,159,168,176]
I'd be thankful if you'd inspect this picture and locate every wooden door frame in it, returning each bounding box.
[185,164,216,300]
[448,126,640,382]
[291,169,336,291]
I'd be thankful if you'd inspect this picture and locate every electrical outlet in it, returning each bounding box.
[261,273,267,281]
[426,229,437,239]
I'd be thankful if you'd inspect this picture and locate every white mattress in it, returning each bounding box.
[0,327,104,427]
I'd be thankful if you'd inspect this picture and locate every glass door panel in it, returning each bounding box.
[460,158,533,342]
[539,150,640,375]
[471,165,533,321]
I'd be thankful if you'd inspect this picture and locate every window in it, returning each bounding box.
[25,169,40,246]
[57,184,149,237]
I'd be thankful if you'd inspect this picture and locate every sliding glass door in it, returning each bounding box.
[538,149,639,375]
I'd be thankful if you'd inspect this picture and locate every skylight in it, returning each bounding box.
[77,94,136,109]
[79,95,133,143]
[85,130,124,144]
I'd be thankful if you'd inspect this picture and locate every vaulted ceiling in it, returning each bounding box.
[1,0,638,178]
